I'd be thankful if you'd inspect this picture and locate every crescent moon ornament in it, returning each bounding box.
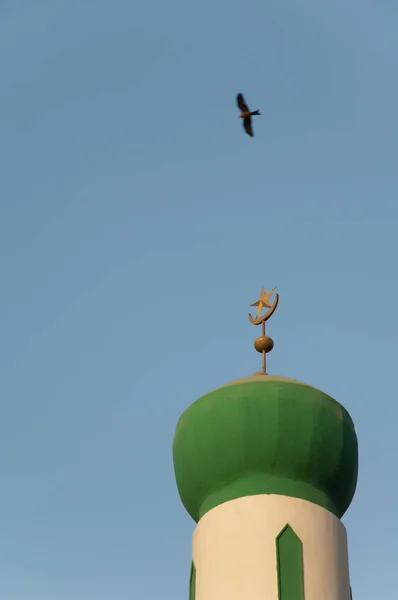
[248,286,279,375]
[248,292,279,325]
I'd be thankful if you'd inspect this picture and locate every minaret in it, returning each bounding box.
[172,286,358,600]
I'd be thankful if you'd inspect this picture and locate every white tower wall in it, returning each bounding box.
[192,494,351,600]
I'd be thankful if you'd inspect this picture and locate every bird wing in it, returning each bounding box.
[243,116,254,137]
[236,93,249,112]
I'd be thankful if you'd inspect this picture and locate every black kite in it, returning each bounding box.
[236,93,261,137]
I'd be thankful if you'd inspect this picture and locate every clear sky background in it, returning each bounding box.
[0,0,397,598]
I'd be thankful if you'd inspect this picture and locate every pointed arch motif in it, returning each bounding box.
[189,561,196,600]
[276,524,305,600]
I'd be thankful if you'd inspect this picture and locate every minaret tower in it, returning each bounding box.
[173,286,358,600]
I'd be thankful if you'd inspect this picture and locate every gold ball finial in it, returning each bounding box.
[248,286,279,375]
[254,335,274,353]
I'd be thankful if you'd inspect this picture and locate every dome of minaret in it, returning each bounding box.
[172,287,358,523]
[173,372,358,523]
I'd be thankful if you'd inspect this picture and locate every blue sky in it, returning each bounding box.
[0,0,397,598]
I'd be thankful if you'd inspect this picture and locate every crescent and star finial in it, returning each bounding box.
[248,286,279,375]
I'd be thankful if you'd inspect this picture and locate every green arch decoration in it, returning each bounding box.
[276,524,305,600]
[189,561,196,600]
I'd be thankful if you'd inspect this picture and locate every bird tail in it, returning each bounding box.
[251,110,261,116]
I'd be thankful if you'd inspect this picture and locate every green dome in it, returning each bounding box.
[173,375,358,522]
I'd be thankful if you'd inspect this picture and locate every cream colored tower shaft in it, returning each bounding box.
[192,494,352,600]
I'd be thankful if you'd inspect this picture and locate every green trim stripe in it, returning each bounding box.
[276,525,305,600]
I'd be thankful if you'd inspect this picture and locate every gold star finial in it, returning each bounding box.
[250,286,276,318]
[248,286,279,375]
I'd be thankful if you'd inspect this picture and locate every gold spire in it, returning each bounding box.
[248,286,279,375]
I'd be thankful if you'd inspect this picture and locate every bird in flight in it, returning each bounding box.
[236,93,260,137]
